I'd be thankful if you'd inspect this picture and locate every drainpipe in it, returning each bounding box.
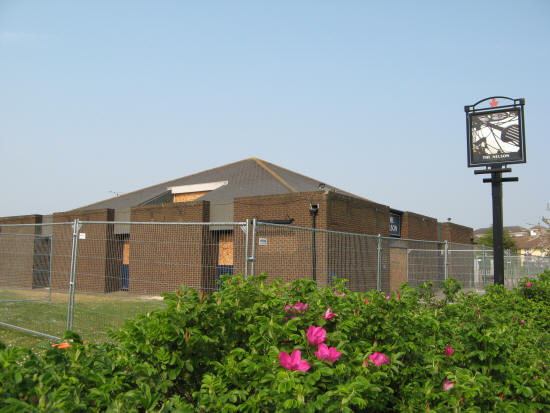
[309,204,319,282]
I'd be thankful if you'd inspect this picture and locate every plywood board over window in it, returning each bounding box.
[218,232,234,266]
[122,241,130,265]
[174,191,210,203]
[389,248,407,291]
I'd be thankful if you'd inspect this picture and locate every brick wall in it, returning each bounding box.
[401,212,439,241]
[326,193,391,292]
[51,209,115,293]
[327,192,390,236]
[129,201,213,295]
[439,222,474,244]
[234,191,328,228]
[234,191,394,292]
[234,191,328,286]
[0,215,43,289]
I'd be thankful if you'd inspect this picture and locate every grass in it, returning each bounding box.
[0,288,166,350]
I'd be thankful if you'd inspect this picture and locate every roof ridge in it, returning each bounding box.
[260,159,377,203]
[251,158,298,193]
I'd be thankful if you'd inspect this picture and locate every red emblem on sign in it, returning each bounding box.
[489,98,499,107]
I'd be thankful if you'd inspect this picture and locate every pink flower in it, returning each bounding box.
[315,343,342,363]
[285,302,309,313]
[306,325,326,346]
[445,346,454,356]
[385,296,390,301]
[525,281,532,287]
[443,380,455,391]
[293,302,309,312]
[334,290,346,297]
[323,307,338,320]
[279,350,310,372]
[367,352,390,366]
[364,298,370,304]
[520,319,525,324]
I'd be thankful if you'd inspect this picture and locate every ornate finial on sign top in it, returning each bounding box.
[489,98,499,107]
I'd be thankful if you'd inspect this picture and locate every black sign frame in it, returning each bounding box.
[465,97,526,167]
[389,212,401,237]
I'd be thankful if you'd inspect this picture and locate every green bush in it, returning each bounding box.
[1,273,549,412]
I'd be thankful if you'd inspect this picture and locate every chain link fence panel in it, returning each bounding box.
[69,221,247,341]
[0,223,73,340]
[2,220,550,342]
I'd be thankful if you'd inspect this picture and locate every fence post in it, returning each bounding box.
[482,249,486,286]
[406,248,410,284]
[48,234,53,302]
[250,218,257,277]
[444,241,449,281]
[66,219,81,331]
[244,219,250,280]
[377,234,382,291]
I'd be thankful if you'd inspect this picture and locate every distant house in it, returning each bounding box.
[475,225,550,257]
[474,226,529,241]
[515,225,550,257]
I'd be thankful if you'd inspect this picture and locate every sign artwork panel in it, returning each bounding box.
[470,109,522,165]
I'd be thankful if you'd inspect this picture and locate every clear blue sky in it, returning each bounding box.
[1,0,549,229]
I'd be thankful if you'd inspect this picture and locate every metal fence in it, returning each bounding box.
[1,220,549,342]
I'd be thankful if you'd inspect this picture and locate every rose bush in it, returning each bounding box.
[0,270,549,411]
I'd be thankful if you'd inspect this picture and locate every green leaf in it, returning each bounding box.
[185,359,194,373]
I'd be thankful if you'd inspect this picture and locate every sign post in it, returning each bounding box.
[465,97,526,285]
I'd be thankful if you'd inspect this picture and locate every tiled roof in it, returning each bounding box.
[73,158,365,211]
[514,230,550,251]
[474,226,528,236]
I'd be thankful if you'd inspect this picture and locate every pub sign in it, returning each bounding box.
[465,97,526,167]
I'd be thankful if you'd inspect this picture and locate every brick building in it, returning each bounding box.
[0,158,473,294]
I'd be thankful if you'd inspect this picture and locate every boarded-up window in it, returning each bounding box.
[389,248,407,291]
[173,191,210,203]
[122,240,130,265]
[218,232,234,266]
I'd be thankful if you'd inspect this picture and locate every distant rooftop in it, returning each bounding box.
[474,226,528,236]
